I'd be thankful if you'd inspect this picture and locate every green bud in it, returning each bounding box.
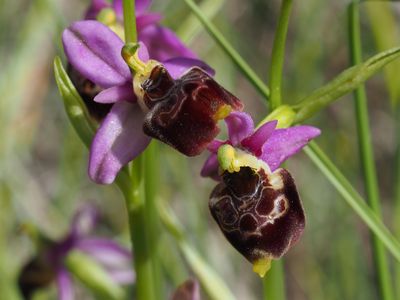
[258,105,296,129]
[54,57,96,148]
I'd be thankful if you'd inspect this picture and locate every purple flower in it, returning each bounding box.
[201,111,321,180]
[18,205,134,300]
[62,16,217,184]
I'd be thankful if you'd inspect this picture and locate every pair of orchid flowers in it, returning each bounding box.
[60,0,320,278]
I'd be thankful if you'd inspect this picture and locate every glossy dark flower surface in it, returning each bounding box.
[209,164,305,266]
[142,66,243,156]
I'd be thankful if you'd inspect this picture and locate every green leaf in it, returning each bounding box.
[293,46,400,123]
[304,142,400,263]
[65,251,125,300]
[53,56,95,148]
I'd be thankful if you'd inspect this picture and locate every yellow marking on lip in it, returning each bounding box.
[252,257,272,278]
[213,104,232,121]
[217,145,271,174]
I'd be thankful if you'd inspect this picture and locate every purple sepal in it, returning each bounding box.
[260,126,321,171]
[94,83,136,103]
[89,101,151,184]
[139,25,197,61]
[56,268,74,300]
[137,13,163,29]
[136,0,152,14]
[69,204,99,239]
[62,20,131,88]
[163,57,215,79]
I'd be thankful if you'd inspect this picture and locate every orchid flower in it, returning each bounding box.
[62,18,244,184]
[18,205,133,300]
[201,111,321,180]
[202,112,320,277]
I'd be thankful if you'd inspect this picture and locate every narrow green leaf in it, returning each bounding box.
[304,142,400,263]
[53,56,95,148]
[65,251,125,300]
[176,0,225,44]
[293,46,400,123]
[182,0,270,101]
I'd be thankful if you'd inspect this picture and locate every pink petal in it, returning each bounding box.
[241,120,277,156]
[62,20,130,88]
[225,112,254,146]
[207,139,225,153]
[200,153,220,181]
[89,102,151,184]
[260,126,321,171]
[94,83,136,103]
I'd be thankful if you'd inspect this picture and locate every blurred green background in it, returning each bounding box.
[1,0,400,299]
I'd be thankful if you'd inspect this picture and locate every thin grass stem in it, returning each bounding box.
[182,0,270,101]
[304,142,400,263]
[348,3,393,299]
[268,0,293,110]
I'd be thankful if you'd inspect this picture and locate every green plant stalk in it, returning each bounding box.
[263,260,286,300]
[304,142,400,263]
[143,142,163,299]
[182,0,270,100]
[121,1,158,299]
[395,107,400,298]
[122,0,137,43]
[263,1,293,297]
[268,0,293,110]
[348,4,393,300]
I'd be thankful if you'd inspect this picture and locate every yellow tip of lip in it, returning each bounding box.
[252,258,272,278]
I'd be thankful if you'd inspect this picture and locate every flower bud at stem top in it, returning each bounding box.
[258,105,296,129]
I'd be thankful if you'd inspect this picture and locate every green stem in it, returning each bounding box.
[263,260,286,300]
[304,142,400,263]
[394,107,400,298]
[122,0,137,43]
[348,4,393,300]
[268,0,293,110]
[120,2,157,299]
[116,166,157,300]
[143,142,163,299]
[182,0,270,101]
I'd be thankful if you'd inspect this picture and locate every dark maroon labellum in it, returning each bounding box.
[18,253,56,300]
[209,166,305,263]
[142,66,243,156]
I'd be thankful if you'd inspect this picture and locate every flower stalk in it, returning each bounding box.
[268,0,293,110]
[119,1,160,299]
[348,3,393,300]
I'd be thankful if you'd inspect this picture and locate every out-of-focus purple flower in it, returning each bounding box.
[201,111,321,180]
[62,19,243,185]
[171,279,200,300]
[18,205,134,300]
